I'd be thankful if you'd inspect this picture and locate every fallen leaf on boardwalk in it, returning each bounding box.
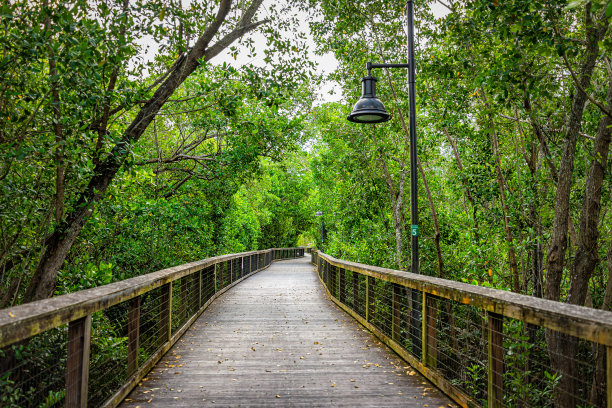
[300,356,305,359]
[147,398,152,403]
[354,385,360,388]
[251,347,256,351]
[331,384,336,387]
[275,395,281,398]
[314,341,319,345]
[350,379,355,382]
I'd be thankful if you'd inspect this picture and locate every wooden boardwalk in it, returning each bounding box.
[119,256,454,407]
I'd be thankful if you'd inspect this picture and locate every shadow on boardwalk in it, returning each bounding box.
[120,256,454,407]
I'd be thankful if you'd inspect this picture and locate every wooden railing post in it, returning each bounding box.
[366,276,373,322]
[353,271,359,312]
[191,272,199,312]
[339,268,346,303]
[607,346,612,408]
[160,283,172,345]
[331,265,337,298]
[214,263,218,293]
[180,277,187,322]
[422,292,428,364]
[421,292,438,368]
[127,296,141,376]
[487,311,503,408]
[392,284,401,342]
[198,270,203,308]
[66,314,92,408]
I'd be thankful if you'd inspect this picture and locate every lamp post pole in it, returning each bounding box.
[406,0,418,279]
[347,1,418,277]
[346,1,421,355]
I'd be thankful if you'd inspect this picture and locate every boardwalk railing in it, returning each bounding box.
[0,247,305,407]
[312,250,612,408]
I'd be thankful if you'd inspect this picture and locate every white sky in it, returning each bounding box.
[139,1,450,105]
[214,2,450,105]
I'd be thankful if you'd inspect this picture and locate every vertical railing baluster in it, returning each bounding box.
[487,311,503,408]
[127,296,141,377]
[160,283,172,345]
[66,314,92,408]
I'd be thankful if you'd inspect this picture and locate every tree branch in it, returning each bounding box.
[561,52,612,118]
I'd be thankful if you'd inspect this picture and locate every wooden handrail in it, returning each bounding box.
[312,250,612,408]
[0,248,304,348]
[317,251,612,346]
[0,247,307,408]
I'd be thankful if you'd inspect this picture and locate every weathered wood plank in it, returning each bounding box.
[487,312,503,408]
[66,314,92,408]
[127,297,141,376]
[119,258,455,408]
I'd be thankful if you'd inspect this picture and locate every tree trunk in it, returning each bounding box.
[543,6,609,407]
[568,76,612,306]
[589,235,612,405]
[571,71,612,408]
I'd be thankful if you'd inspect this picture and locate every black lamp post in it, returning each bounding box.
[347,0,419,279]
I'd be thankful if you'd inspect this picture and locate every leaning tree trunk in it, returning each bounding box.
[23,0,267,302]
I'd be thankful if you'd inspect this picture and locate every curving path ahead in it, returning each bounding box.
[120,256,454,407]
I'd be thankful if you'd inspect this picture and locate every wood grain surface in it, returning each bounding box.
[118,256,455,407]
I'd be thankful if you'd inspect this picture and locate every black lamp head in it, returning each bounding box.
[347,75,391,124]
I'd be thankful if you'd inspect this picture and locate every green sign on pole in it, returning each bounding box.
[411,224,418,236]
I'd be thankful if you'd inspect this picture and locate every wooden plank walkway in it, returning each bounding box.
[119,256,455,407]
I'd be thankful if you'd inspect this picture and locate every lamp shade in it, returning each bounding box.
[347,75,391,124]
